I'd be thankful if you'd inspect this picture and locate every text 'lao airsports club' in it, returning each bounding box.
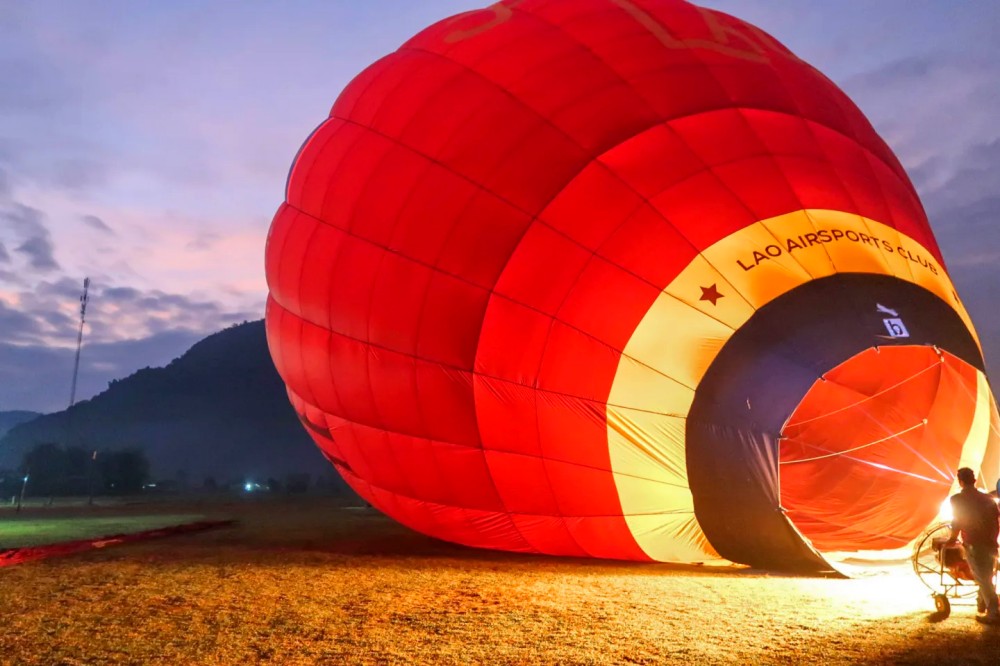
[735,228,940,275]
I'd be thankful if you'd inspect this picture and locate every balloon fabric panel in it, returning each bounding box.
[265,0,999,571]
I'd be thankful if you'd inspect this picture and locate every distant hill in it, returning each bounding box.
[0,410,42,439]
[0,321,337,485]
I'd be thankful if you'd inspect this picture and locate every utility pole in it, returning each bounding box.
[16,472,28,512]
[87,449,98,506]
[69,277,90,408]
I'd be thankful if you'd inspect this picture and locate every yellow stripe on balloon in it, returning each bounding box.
[937,369,994,517]
[608,208,982,563]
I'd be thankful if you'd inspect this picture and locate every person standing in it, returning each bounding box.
[947,467,1000,624]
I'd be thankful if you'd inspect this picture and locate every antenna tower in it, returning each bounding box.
[69,277,91,408]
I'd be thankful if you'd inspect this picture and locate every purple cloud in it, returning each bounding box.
[2,202,59,271]
[81,214,114,234]
[15,235,59,271]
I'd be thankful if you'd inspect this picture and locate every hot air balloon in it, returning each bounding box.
[264,0,1000,572]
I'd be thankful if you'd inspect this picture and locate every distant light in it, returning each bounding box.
[23,475,28,483]
[939,497,953,522]
[244,482,254,492]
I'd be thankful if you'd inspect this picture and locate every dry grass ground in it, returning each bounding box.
[0,497,998,665]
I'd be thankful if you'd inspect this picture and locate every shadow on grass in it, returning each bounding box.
[100,502,847,580]
[855,618,1000,665]
[927,609,949,623]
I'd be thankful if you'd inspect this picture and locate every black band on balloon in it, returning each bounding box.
[685,273,982,573]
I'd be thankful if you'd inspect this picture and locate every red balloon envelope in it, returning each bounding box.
[265,0,1000,571]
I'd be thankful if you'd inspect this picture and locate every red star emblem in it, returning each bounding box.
[699,283,724,306]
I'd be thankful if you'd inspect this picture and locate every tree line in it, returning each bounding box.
[0,442,354,501]
[0,443,149,499]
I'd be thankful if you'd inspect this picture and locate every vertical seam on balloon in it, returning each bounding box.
[328,43,623,543]
[334,54,398,122]
[284,118,336,202]
[985,386,1000,447]
[350,96,536,546]
[779,59,926,237]
[865,151,920,285]
[595,123,757,308]
[366,87,536,546]
[318,264,349,425]
[506,2,665,130]
[293,220,323,409]
[523,199,653,558]
[811,65,938,262]
[347,53,499,278]
[667,50,826,290]
[395,18,717,548]
[366,57,551,558]
[308,124,374,228]
[772,54,916,285]
[306,213,349,419]
[731,108,842,273]
[401,100,538,528]
[336,57,498,491]
[818,63,935,260]
[263,297,284,386]
[346,165,452,541]
[324,129,433,522]
[950,355,989,427]
[784,115,882,270]
[269,206,301,313]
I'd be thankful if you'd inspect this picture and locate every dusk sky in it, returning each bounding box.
[1,0,999,413]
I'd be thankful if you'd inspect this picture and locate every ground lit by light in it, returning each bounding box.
[815,563,938,618]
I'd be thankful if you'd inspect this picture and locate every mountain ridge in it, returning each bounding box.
[0,321,334,484]
[0,410,42,439]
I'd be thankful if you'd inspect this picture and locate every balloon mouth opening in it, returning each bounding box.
[778,345,977,554]
[685,273,985,572]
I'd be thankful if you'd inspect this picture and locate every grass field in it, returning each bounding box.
[0,497,998,665]
[0,513,203,548]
